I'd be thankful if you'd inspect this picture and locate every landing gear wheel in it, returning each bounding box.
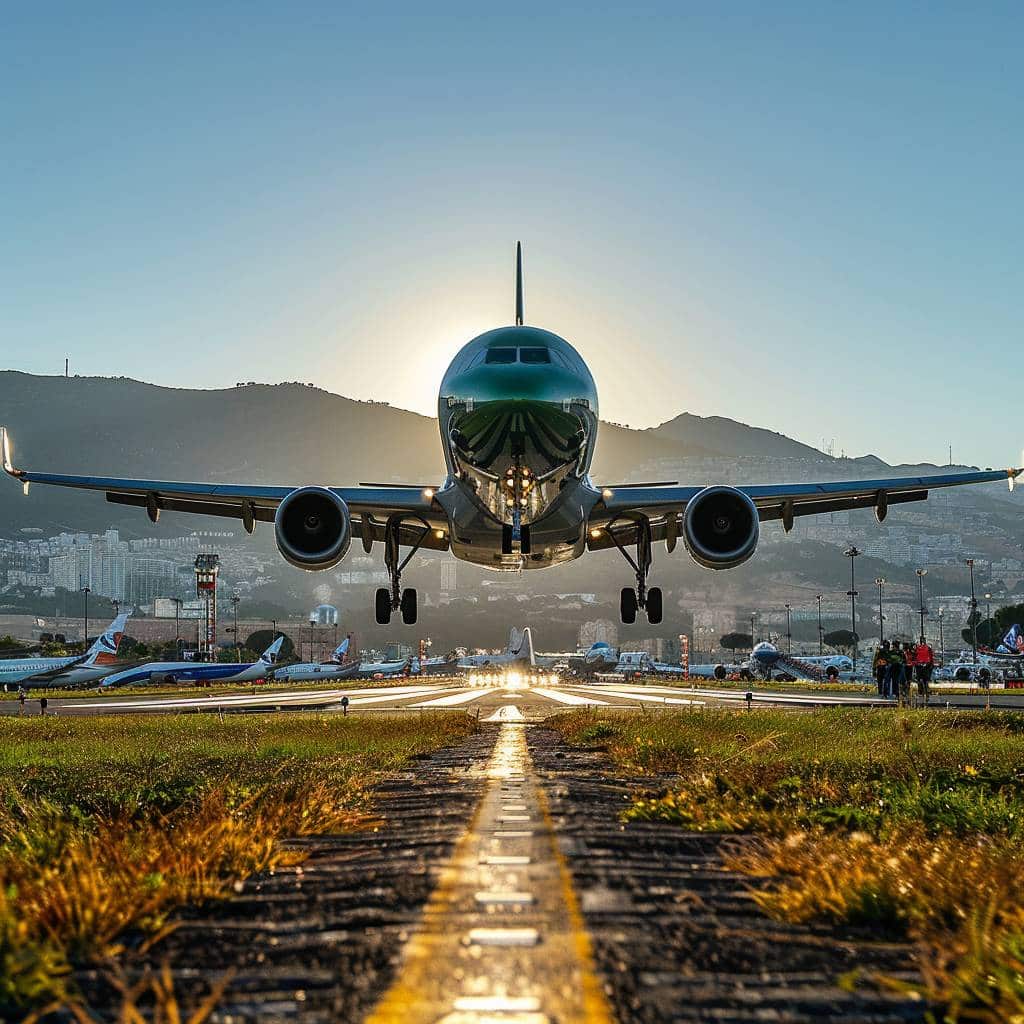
[400,588,418,625]
[646,586,663,624]
[375,588,392,625]
[620,587,638,624]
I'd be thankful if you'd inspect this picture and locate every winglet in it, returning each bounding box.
[515,241,524,326]
[1,427,17,476]
[1010,467,1022,492]
[1,427,28,493]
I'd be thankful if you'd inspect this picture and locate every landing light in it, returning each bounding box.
[590,528,602,538]
[435,529,445,539]
[423,487,435,500]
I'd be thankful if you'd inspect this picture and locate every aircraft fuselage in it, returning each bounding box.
[436,326,602,571]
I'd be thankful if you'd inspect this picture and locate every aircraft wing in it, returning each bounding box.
[1,427,448,550]
[588,468,1021,550]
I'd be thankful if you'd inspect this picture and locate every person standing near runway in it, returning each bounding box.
[873,641,890,697]
[886,643,904,701]
[914,638,934,704]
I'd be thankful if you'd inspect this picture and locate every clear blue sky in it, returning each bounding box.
[2,3,1022,467]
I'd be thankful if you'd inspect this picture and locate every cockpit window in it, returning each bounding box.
[519,347,550,364]
[485,347,517,364]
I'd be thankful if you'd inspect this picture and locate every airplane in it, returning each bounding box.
[749,640,852,679]
[3,244,1021,627]
[271,635,360,682]
[458,626,536,669]
[0,613,130,688]
[100,635,285,687]
[568,640,623,674]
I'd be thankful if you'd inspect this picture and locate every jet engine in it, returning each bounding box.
[274,486,352,570]
[681,485,759,570]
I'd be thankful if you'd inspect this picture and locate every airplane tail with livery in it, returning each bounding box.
[83,613,129,667]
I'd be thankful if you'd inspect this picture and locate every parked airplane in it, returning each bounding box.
[0,613,129,688]
[4,245,1020,627]
[748,641,854,679]
[458,627,536,669]
[100,636,285,688]
[270,635,359,682]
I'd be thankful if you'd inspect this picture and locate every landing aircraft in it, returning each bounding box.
[3,246,1021,627]
[0,613,129,688]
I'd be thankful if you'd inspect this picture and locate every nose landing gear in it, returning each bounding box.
[606,516,663,624]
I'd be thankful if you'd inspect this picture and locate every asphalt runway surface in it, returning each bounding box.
[67,717,934,1023]
[5,675,1024,719]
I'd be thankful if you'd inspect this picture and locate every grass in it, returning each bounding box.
[0,712,476,1018]
[548,708,1024,1021]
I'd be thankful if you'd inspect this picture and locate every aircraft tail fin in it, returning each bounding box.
[259,635,285,664]
[507,626,536,666]
[331,635,352,662]
[83,613,129,667]
[515,241,524,326]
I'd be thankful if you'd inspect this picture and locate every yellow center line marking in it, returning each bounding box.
[362,723,616,1024]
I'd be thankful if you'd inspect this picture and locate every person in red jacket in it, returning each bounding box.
[914,638,934,703]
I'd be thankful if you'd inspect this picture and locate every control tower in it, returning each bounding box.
[193,553,220,658]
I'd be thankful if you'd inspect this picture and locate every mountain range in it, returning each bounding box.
[0,370,1000,538]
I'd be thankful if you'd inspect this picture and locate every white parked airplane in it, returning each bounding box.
[3,246,1020,627]
[0,613,130,688]
[100,636,285,688]
[271,636,359,682]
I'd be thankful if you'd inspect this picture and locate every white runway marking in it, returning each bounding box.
[529,687,609,706]
[579,685,702,706]
[409,688,493,708]
[482,703,526,722]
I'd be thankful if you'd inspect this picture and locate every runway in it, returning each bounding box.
[5,677,1023,718]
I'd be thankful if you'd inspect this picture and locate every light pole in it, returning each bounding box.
[231,595,240,660]
[309,616,317,663]
[784,604,792,656]
[844,546,861,673]
[916,568,928,643]
[750,612,757,653]
[80,584,91,649]
[938,607,945,664]
[985,592,993,649]
[172,597,182,658]
[875,578,886,643]
[816,594,823,656]
[966,558,978,666]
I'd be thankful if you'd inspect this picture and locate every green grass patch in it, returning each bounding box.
[0,712,476,1016]
[548,708,1024,1020]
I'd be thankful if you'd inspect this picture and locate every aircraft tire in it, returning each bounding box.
[375,588,392,625]
[646,586,663,624]
[620,587,637,624]
[401,588,418,625]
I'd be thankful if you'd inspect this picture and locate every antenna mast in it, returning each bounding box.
[515,241,524,326]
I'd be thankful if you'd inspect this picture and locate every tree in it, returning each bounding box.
[961,609,982,647]
[823,629,858,652]
[244,630,295,660]
[720,632,753,652]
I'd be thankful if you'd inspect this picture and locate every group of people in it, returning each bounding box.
[873,639,934,703]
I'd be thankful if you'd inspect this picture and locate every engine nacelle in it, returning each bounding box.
[274,486,352,571]
[682,485,759,570]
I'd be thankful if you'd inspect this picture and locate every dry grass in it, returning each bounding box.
[549,708,1024,1021]
[0,712,476,1018]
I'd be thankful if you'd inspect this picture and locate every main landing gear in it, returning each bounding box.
[374,515,429,625]
[607,516,663,625]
